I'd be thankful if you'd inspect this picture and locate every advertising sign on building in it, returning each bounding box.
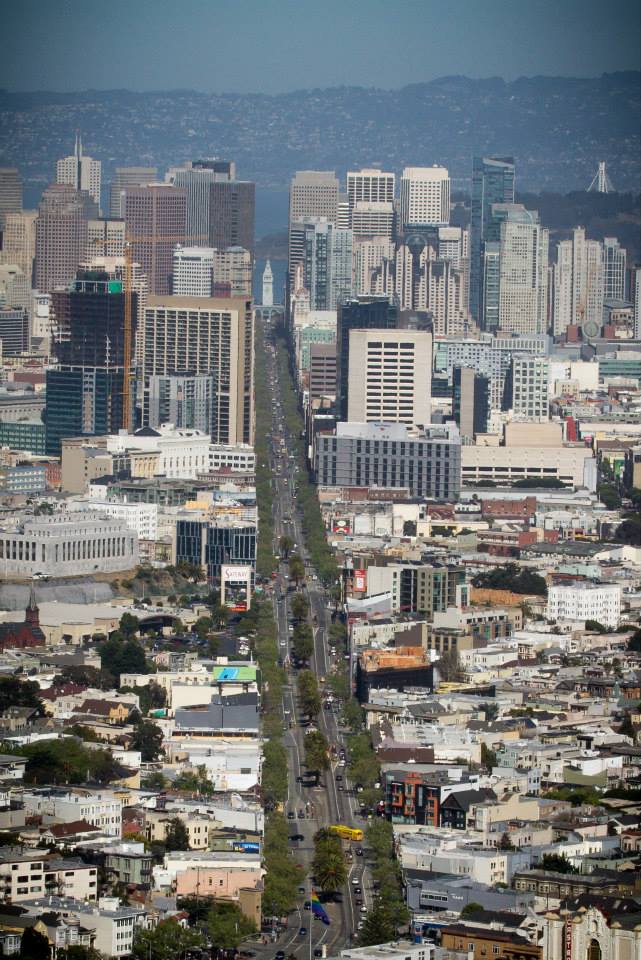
[220,564,253,612]
[353,569,367,593]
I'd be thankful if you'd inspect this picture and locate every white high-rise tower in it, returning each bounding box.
[262,259,274,306]
[56,133,101,208]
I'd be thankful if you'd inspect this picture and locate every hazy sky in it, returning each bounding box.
[3,0,640,94]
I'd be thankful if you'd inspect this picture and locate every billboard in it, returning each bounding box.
[220,565,253,612]
[353,569,367,593]
[332,518,351,534]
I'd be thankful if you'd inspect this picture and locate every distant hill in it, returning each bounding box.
[1,72,638,203]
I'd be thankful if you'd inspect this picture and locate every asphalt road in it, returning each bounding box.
[253,329,369,958]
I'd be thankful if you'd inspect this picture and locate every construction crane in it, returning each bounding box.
[88,232,207,431]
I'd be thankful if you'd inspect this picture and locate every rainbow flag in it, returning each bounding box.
[311,888,330,925]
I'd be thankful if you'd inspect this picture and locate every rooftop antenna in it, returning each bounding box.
[587,161,614,194]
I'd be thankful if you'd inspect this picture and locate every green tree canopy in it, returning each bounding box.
[207,900,256,949]
[130,719,164,762]
[164,817,190,851]
[119,612,141,638]
[304,730,330,775]
[19,926,51,960]
[540,852,578,874]
[0,677,42,713]
[99,636,148,683]
[132,917,205,960]
[472,562,547,596]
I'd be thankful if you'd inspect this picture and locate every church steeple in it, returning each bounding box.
[25,582,40,630]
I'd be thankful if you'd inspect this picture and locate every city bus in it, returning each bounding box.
[328,825,364,842]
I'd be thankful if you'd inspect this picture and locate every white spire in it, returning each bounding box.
[262,258,274,307]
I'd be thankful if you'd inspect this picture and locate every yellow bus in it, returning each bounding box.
[329,825,364,842]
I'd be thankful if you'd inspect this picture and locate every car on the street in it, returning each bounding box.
[287,811,295,819]
[355,897,362,906]
[298,809,305,818]
[354,886,362,894]
[289,833,304,841]
[296,775,304,782]
[314,950,323,957]
[335,774,343,781]
[357,921,365,931]
[351,876,360,885]
[337,784,344,791]
[360,905,368,913]
[299,927,307,936]
[276,952,286,959]
[303,900,311,910]
[355,847,364,856]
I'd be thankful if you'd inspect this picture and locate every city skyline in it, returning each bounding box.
[1,0,639,95]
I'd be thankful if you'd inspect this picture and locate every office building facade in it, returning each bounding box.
[45,367,131,456]
[470,156,515,324]
[0,211,37,282]
[346,168,395,216]
[400,166,450,228]
[51,272,136,368]
[175,518,256,585]
[141,295,254,445]
[336,297,399,420]
[172,246,214,296]
[347,328,432,428]
[288,171,339,273]
[143,373,216,436]
[0,308,29,355]
[109,167,157,218]
[486,204,548,335]
[35,185,98,294]
[86,218,126,259]
[0,168,22,224]
[314,421,461,501]
[56,134,101,208]
[452,366,490,441]
[552,227,604,337]
[208,180,255,254]
[121,184,187,295]
[603,237,626,301]
[509,355,550,421]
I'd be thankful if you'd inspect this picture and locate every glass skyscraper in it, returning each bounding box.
[470,156,515,326]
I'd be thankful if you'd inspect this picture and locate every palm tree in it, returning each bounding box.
[313,850,347,892]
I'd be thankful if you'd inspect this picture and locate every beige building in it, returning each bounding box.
[60,438,117,494]
[145,810,213,850]
[0,211,37,279]
[141,296,254,445]
[462,435,596,490]
[347,328,432,428]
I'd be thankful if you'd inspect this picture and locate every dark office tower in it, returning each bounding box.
[51,271,137,368]
[0,169,23,226]
[34,184,97,294]
[452,366,489,441]
[470,157,515,325]
[45,367,129,457]
[336,296,399,420]
[208,180,255,254]
[122,184,186,295]
[0,308,29,355]
[109,167,157,217]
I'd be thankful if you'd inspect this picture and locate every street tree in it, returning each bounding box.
[289,554,305,586]
[130,719,164,762]
[132,918,205,960]
[279,535,294,559]
[164,817,190,852]
[305,730,330,777]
